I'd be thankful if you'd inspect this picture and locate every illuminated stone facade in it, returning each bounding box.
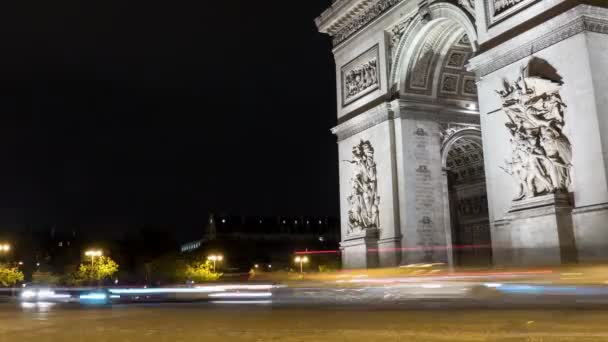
[317,0,608,268]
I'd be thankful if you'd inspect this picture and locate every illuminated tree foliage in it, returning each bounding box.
[73,256,119,284]
[184,260,222,282]
[0,264,24,287]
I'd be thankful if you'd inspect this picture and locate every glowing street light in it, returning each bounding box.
[85,250,103,267]
[207,254,223,271]
[0,243,10,253]
[294,256,309,273]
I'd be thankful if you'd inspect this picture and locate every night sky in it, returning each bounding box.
[0,1,337,231]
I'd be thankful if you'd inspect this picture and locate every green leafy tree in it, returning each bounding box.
[0,264,24,287]
[184,260,222,282]
[32,272,61,285]
[148,253,188,284]
[72,256,119,284]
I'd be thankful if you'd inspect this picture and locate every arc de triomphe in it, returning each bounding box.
[316,0,608,268]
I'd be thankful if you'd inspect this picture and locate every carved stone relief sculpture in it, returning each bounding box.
[458,0,475,16]
[497,66,572,201]
[344,140,380,234]
[439,123,478,146]
[493,0,525,15]
[332,0,402,46]
[344,59,378,101]
[388,17,414,62]
[342,46,380,106]
[486,0,536,26]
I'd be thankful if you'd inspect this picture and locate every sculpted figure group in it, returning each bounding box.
[344,140,380,233]
[344,59,378,101]
[498,68,572,201]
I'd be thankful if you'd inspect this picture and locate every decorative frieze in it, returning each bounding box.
[486,0,539,27]
[332,0,402,46]
[342,45,380,106]
[493,0,526,15]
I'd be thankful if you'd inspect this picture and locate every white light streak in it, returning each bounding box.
[80,293,107,300]
[211,300,272,305]
[208,292,272,298]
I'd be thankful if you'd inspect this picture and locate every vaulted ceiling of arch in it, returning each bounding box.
[404,27,477,102]
[446,138,484,185]
[437,34,477,100]
[404,20,456,96]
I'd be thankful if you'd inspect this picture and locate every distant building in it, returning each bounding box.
[180,213,340,269]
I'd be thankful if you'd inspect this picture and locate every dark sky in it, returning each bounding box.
[0,0,337,230]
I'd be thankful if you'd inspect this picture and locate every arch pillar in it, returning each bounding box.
[396,115,451,265]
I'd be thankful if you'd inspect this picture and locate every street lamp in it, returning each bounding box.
[85,250,103,267]
[0,244,10,262]
[207,254,223,272]
[85,250,103,287]
[294,256,309,273]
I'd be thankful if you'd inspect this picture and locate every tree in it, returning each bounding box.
[184,260,222,282]
[147,252,188,284]
[32,272,61,285]
[0,264,24,287]
[71,256,119,285]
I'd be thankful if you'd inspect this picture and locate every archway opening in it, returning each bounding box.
[445,136,491,266]
[402,22,491,266]
[395,6,491,267]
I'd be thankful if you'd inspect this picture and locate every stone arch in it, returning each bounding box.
[440,128,491,266]
[389,2,478,93]
[441,127,482,168]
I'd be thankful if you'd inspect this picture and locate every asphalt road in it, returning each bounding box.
[4,278,608,341]
[3,301,608,342]
[5,282,608,342]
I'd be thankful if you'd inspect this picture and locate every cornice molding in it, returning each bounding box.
[331,99,480,141]
[316,0,360,30]
[572,202,608,215]
[469,5,608,76]
[332,0,404,46]
[316,0,406,47]
[398,101,481,123]
[332,102,394,142]
[316,0,377,34]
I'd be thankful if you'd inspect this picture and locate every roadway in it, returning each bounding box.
[2,300,608,341]
[3,278,608,341]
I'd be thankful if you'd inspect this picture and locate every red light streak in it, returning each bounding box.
[294,250,341,255]
[294,244,492,255]
[367,244,492,252]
